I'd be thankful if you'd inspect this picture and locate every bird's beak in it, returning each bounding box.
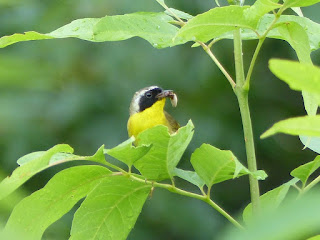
[156,90,178,107]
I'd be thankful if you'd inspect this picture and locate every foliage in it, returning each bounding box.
[1,0,320,239]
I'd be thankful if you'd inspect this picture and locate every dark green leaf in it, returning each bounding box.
[70,176,151,240]
[3,166,111,240]
[291,156,320,186]
[261,116,320,138]
[104,137,151,167]
[134,120,194,181]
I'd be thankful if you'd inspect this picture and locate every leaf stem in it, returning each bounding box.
[155,0,184,24]
[303,175,320,193]
[128,173,244,229]
[233,28,260,214]
[243,10,281,89]
[243,38,264,90]
[199,42,236,90]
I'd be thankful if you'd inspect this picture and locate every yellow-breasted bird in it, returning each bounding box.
[127,86,179,139]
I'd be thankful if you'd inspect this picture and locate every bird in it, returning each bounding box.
[127,86,179,140]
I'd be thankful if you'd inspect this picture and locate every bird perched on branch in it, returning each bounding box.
[127,86,179,139]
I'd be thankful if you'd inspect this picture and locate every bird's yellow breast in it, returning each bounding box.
[127,98,171,138]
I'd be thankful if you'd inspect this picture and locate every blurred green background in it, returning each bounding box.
[0,0,320,239]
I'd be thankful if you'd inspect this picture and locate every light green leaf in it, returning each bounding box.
[291,7,303,17]
[175,6,257,43]
[134,120,194,181]
[243,0,281,23]
[302,91,319,116]
[0,31,53,49]
[273,15,320,51]
[269,59,320,95]
[90,12,184,48]
[269,59,320,115]
[3,166,111,240]
[299,135,320,154]
[70,175,151,240]
[104,137,151,167]
[307,235,320,240]
[0,144,72,200]
[222,191,320,240]
[243,178,298,224]
[17,152,46,166]
[49,145,106,165]
[191,144,250,187]
[0,145,106,200]
[0,12,185,49]
[261,116,320,139]
[271,21,319,116]
[173,168,205,188]
[222,14,320,52]
[283,0,320,9]
[165,8,193,20]
[276,21,311,63]
[291,156,320,186]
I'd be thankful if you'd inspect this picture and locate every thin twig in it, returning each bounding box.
[199,41,236,89]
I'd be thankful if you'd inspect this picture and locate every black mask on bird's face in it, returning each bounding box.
[129,86,178,115]
[138,87,163,112]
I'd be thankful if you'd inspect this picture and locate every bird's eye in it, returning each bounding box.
[145,92,152,98]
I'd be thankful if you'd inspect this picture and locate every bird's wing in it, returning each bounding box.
[164,111,180,132]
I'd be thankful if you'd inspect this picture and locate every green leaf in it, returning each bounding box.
[134,120,194,181]
[261,116,320,138]
[0,12,185,49]
[271,21,319,116]
[276,22,311,63]
[269,59,320,95]
[0,145,106,200]
[273,15,320,52]
[175,6,257,43]
[0,144,71,200]
[165,8,193,20]
[70,175,151,240]
[291,156,320,186]
[0,31,53,49]
[242,178,298,224]
[307,235,320,240]
[291,7,303,17]
[283,0,320,9]
[243,0,281,23]
[104,137,151,167]
[299,135,320,154]
[225,187,320,240]
[49,145,106,165]
[173,168,205,188]
[222,14,320,52]
[3,166,111,240]
[190,144,250,187]
[302,91,319,116]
